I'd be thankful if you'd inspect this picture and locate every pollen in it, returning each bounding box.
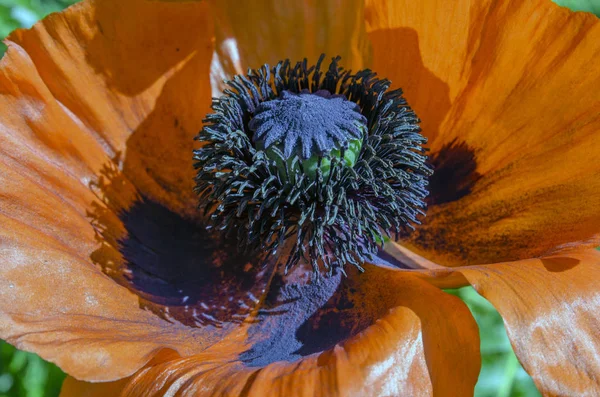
[194,55,432,275]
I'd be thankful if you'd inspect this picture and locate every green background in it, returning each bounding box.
[0,0,598,396]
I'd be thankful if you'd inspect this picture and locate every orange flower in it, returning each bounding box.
[1,0,599,396]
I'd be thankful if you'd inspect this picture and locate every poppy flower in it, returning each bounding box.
[1,0,599,396]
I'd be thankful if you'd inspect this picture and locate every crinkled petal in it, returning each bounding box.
[366,0,600,266]
[457,250,600,395]
[60,265,480,396]
[8,0,215,214]
[0,0,228,382]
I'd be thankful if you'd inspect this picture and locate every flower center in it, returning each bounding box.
[194,55,432,274]
[249,90,365,180]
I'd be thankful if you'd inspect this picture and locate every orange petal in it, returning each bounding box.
[59,349,178,396]
[9,0,215,214]
[364,0,472,145]
[208,0,371,87]
[0,0,247,382]
[458,250,600,395]
[63,265,481,396]
[366,0,600,266]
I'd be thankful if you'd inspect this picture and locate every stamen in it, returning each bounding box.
[194,55,432,275]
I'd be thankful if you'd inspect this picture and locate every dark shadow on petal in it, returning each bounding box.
[84,0,212,96]
[540,257,580,272]
[369,27,451,145]
[375,246,423,270]
[428,139,482,206]
[76,0,215,218]
[117,53,212,218]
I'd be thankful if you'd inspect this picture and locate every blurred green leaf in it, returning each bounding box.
[553,0,600,16]
[447,287,541,397]
[0,340,65,397]
[0,0,79,55]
